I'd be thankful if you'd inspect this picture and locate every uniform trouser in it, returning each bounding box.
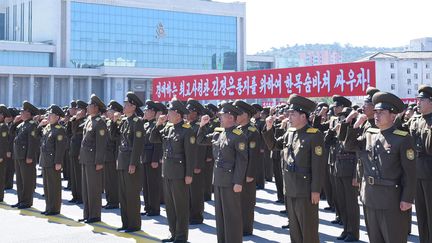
[203,159,214,201]
[323,157,334,208]
[119,166,142,230]
[335,176,360,238]
[364,206,409,243]
[15,159,36,206]
[190,171,204,223]
[81,164,103,219]
[329,170,341,218]
[214,185,242,243]
[69,155,82,201]
[241,180,256,234]
[0,160,5,200]
[286,196,319,243]
[103,162,119,206]
[63,150,70,181]
[5,157,14,189]
[255,152,265,188]
[164,178,190,242]
[416,179,432,243]
[265,150,273,181]
[142,163,161,214]
[273,157,284,201]
[42,167,62,213]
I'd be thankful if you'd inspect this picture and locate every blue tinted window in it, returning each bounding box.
[70,1,237,70]
[0,51,52,67]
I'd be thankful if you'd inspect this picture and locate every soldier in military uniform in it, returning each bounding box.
[342,87,380,237]
[251,103,267,190]
[410,85,432,243]
[10,101,39,209]
[203,103,220,201]
[233,100,261,236]
[197,102,248,243]
[39,105,67,215]
[141,101,163,216]
[185,98,206,225]
[103,100,122,209]
[360,92,416,243]
[78,94,108,223]
[150,99,195,243]
[115,92,144,232]
[4,108,19,190]
[68,100,87,204]
[0,105,11,201]
[263,94,324,243]
[330,105,360,242]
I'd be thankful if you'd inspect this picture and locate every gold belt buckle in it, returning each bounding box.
[367,176,375,185]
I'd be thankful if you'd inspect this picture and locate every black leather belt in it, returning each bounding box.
[366,176,399,187]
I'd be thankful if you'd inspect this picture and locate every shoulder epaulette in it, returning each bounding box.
[95,117,101,121]
[133,117,139,122]
[214,127,224,132]
[306,128,318,134]
[29,120,35,124]
[393,129,408,137]
[166,122,173,127]
[122,117,127,121]
[367,128,380,133]
[55,124,62,129]
[182,123,191,129]
[288,127,296,132]
[233,128,243,135]
[248,126,257,132]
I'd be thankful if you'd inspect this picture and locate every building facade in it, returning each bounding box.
[0,0,246,107]
[351,51,432,104]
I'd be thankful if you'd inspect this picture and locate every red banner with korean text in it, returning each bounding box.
[152,61,376,101]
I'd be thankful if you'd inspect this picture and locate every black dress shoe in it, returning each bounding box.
[78,218,87,222]
[243,232,253,236]
[140,212,147,216]
[146,212,160,217]
[124,228,140,233]
[104,204,119,210]
[68,198,77,203]
[5,187,12,190]
[161,236,175,242]
[11,203,20,208]
[17,205,31,209]
[279,209,287,214]
[85,217,101,223]
[331,217,342,224]
[337,232,348,240]
[189,220,203,225]
[40,211,46,215]
[45,212,60,216]
[116,227,126,231]
[324,206,334,211]
[75,200,83,204]
[275,199,284,204]
[256,185,264,190]
[344,233,358,242]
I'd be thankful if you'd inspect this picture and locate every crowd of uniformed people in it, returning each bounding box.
[0,86,431,243]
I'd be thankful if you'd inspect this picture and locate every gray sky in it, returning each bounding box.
[217,0,432,54]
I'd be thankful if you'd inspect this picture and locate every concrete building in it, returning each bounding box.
[246,55,275,70]
[0,0,246,107]
[354,51,432,104]
[409,37,432,51]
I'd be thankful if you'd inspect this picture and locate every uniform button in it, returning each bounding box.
[372,167,375,170]
[377,145,380,148]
